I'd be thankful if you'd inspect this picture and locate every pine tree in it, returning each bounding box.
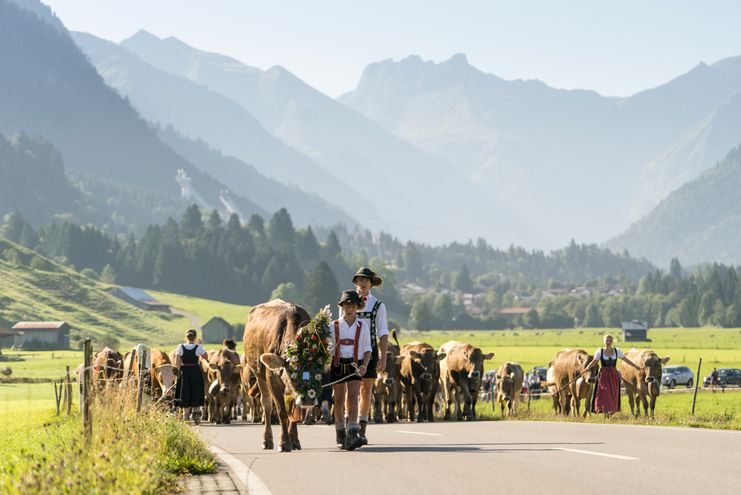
[100,264,117,284]
[302,261,339,314]
[180,204,202,238]
[453,264,474,293]
[207,209,223,230]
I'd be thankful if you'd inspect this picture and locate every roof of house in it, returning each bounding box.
[12,321,68,330]
[498,307,533,315]
[621,321,648,330]
[0,327,22,336]
[116,287,157,302]
[204,316,231,327]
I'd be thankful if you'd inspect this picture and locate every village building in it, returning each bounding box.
[497,307,533,324]
[201,316,233,343]
[106,287,171,312]
[11,321,70,350]
[621,320,649,342]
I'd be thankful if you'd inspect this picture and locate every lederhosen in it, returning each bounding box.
[590,348,621,413]
[330,320,363,383]
[175,344,204,408]
[356,300,382,379]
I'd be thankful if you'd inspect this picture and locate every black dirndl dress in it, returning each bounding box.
[175,345,204,408]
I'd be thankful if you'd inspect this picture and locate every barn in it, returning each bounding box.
[11,321,71,350]
[621,320,649,342]
[201,317,233,343]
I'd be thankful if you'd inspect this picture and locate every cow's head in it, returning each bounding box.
[410,349,446,382]
[464,347,495,382]
[381,345,403,386]
[155,364,178,399]
[643,354,670,395]
[260,353,319,408]
[581,355,597,384]
[209,351,241,398]
[497,370,516,401]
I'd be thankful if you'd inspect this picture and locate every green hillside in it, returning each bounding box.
[608,143,741,266]
[0,237,185,348]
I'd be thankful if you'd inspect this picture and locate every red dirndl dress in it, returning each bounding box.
[592,349,621,413]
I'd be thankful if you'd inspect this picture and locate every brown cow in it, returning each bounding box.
[150,349,178,402]
[552,349,595,416]
[496,362,524,416]
[622,349,670,418]
[205,349,241,424]
[372,330,403,423]
[400,342,446,422]
[240,354,263,423]
[92,347,123,389]
[122,348,177,402]
[439,341,494,421]
[571,376,593,418]
[244,299,322,452]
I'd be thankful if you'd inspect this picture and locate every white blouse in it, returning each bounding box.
[594,347,624,361]
[175,343,206,357]
[329,317,372,360]
[357,292,390,339]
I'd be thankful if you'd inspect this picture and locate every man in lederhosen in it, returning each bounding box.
[352,267,389,445]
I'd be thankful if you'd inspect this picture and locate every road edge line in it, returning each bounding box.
[210,445,273,495]
[555,447,638,460]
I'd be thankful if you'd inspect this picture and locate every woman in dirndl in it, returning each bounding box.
[587,334,642,416]
[174,329,207,424]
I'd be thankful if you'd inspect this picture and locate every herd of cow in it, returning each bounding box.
[80,299,671,453]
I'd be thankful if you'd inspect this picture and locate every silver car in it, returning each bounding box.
[661,365,694,388]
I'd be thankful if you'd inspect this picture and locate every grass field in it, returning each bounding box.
[400,328,741,373]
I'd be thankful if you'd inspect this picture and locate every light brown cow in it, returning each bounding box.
[622,349,670,418]
[546,363,561,414]
[206,349,241,424]
[552,349,595,416]
[571,376,593,418]
[496,362,523,416]
[240,354,263,423]
[92,347,123,389]
[150,349,178,402]
[244,299,319,452]
[372,330,403,423]
[439,340,494,421]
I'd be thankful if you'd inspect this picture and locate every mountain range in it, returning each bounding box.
[6,0,741,265]
[608,142,741,265]
[340,54,741,244]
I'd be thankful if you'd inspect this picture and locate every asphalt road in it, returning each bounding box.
[196,420,740,495]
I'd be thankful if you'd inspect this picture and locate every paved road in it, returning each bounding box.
[196,420,740,495]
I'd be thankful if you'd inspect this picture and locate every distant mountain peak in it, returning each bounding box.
[446,53,469,65]
[124,28,160,44]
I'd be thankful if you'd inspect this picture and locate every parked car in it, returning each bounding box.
[661,366,694,388]
[703,368,741,387]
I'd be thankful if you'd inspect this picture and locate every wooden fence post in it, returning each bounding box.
[53,380,61,415]
[691,357,702,415]
[82,338,92,440]
[137,346,148,413]
[65,365,72,416]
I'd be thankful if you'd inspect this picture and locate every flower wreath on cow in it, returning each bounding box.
[283,306,333,418]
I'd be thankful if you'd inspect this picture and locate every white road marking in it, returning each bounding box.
[555,447,638,460]
[210,445,273,495]
[395,430,444,436]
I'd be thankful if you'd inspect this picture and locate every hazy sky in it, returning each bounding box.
[44,0,741,98]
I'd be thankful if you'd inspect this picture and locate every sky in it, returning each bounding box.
[43,0,741,98]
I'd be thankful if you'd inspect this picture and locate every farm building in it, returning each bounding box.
[106,287,171,312]
[621,320,649,342]
[202,317,233,343]
[11,321,70,350]
[0,326,22,354]
[498,307,533,324]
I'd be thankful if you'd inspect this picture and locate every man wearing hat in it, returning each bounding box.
[352,267,389,445]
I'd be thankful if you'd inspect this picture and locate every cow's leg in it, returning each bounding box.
[266,374,291,452]
[625,388,636,416]
[461,383,474,421]
[639,387,649,417]
[288,420,301,450]
[443,382,452,420]
[649,394,657,419]
[256,374,274,450]
[405,384,415,422]
[373,387,383,424]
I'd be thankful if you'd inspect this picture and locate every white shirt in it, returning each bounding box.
[594,347,624,361]
[175,343,206,357]
[357,292,389,339]
[329,317,372,360]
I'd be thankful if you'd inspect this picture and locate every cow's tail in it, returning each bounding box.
[391,328,400,347]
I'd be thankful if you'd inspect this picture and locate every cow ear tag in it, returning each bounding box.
[302,371,310,381]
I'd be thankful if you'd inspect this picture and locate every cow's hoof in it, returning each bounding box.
[291,439,302,450]
[262,440,274,450]
[215,419,222,425]
[416,417,423,423]
[280,443,292,453]
[224,419,230,425]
